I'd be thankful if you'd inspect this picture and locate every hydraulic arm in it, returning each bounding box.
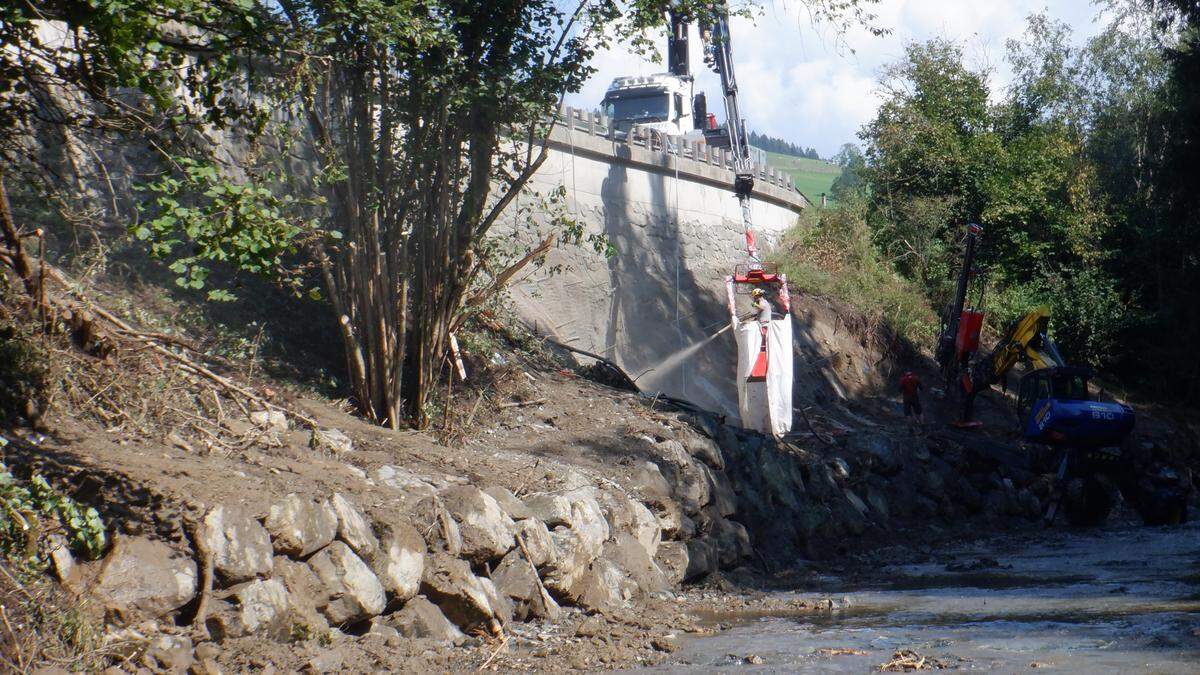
[671,4,758,260]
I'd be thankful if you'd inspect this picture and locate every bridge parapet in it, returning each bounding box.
[549,105,809,213]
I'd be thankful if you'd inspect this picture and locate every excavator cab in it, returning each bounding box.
[1016,366,1134,448]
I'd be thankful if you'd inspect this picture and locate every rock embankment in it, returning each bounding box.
[44,399,1050,672]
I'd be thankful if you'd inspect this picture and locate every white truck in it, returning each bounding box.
[600,73,702,138]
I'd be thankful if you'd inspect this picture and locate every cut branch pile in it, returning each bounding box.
[0,173,317,448]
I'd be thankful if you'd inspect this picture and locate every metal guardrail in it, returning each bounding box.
[552,105,799,194]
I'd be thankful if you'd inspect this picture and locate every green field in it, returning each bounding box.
[762,151,842,204]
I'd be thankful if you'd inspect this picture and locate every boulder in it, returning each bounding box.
[46,533,77,586]
[537,489,610,598]
[387,597,466,645]
[420,553,510,631]
[629,461,674,504]
[264,494,338,558]
[572,558,637,611]
[438,486,516,564]
[683,538,717,581]
[596,491,661,559]
[844,489,869,518]
[310,428,354,455]
[304,650,345,674]
[331,493,379,558]
[560,487,610,550]
[491,551,561,621]
[208,578,291,640]
[200,505,273,585]
[708,469,738,518]
[513,518,556,568]
[93,536,197,621]
[234,578,290,634]
[709,517,753,567]
[654,441,712,514]
[654,541,689,585]
[523,493,573,527]
[374,465,437,497]
[371,522,426,602]
[483,486,533,520]
[682,434,725,471]
[307,541,387,625]
[272,557,331,636]
[652,499,684,540]
[601,533,668,595]
[407,495,462,556]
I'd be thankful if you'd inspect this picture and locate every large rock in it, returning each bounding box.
[601,532,668,595]
[709,517,753,567]
[483,486,533,520]
[207,578,291,640]
[513,518,557,568]
[371,522,426,602]
[523,493,573,527]
[273,557,331,635]
[199,505,273,585]
[331,493,379,558]
[683,538,718,581]
[93,536,197,621]
[709,470,738,518]
[265,494,338,557]
[629,461,674,504]
[538,489,611,598]
[374,465,437,497]
[654,441,712,514]
[596,491,661,559]
[308,541,386,625]
[408,495,463,556]
[654,541,689,585]
[438,486,516,564]
[387,596,466,645]
[492,551,561,621]
[420,553,510,631]
[682,434,726,471]
[572,558,637,611]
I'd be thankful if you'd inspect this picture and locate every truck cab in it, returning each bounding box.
[601,74,697,138]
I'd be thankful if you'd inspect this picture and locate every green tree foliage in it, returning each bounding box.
[859,31,1125,369]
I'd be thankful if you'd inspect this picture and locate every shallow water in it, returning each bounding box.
[666,522,1200,673]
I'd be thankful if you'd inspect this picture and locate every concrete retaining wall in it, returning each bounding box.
[507,106,809,416]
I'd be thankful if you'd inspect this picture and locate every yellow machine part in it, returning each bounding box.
[988,305,1059,379]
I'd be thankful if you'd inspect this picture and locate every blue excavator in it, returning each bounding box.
[938,225,1186,526]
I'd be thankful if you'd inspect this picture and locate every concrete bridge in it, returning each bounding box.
[507,105,811,416]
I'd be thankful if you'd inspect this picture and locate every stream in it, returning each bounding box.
[666,522,1200,673]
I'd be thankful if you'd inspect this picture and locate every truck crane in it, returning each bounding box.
[601,4,792,434]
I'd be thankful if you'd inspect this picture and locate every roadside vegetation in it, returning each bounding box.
[779,3,1200,406]
[772,201,936,345]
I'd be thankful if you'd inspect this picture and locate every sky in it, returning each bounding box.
[564,1,1108,159]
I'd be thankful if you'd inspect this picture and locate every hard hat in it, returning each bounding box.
[751,288,764,297]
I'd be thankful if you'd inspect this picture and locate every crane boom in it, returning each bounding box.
[670,4,757,260]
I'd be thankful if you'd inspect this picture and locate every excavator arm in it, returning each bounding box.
[960,306,1064,420]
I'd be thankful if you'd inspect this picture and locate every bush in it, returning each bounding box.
[772,203,937,343]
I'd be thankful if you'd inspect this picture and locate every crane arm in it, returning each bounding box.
[693,4,757,259]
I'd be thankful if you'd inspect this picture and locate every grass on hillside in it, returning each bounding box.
[763,151,842,204]
[770,204,936,345]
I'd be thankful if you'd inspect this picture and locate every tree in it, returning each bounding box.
[134,0,890,428]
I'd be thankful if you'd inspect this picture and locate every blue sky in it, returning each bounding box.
[565,1,1107,158]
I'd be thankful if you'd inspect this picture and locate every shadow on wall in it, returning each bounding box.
[599,150,735,416]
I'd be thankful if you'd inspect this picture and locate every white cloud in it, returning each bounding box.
[564,0,1104,158]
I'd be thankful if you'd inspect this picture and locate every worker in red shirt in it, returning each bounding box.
[899,371,924,424]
